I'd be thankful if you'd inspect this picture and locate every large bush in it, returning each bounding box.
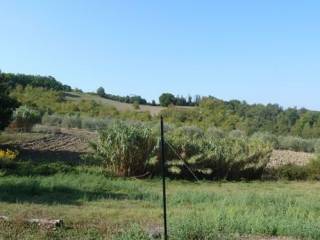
[278,136,315,152]
[12,105,41,131]
[93,122,156,177]
[155,126,273,180]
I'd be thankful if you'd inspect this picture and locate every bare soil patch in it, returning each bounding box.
[268,150,314,168]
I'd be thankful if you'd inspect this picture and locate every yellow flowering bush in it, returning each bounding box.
[0,149,18,164]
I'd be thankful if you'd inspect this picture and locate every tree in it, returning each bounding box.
[0,80,19,130]
[97,87,106,97]
[159,93,176,107]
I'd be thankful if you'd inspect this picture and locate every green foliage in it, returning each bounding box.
[12,105,41,131]
[0,80,19,130]
[61,115,82,129]
[160,126,272,180]
[93,122,156,176]
[306,155,320,180]
[268,155,320,180]
[96,87,106,97]
[274,164,308,180]
[250,132,280,148]
[113,225,150,240]
[103,93,147,105]
[1,72,71,91]
[132,101,140,110]
[159,92,176,107]
[160,97,320,138]
[278,136,316,152]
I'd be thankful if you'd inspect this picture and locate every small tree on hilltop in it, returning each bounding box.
[97,87,106,97]
[159,93,176,107]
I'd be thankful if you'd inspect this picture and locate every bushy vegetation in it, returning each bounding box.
[90,123,272,180]
[0,72,71,91]
[161,97,320,138]
[0,78,19,130]
[92,122,156,177]
[266,155,320,180]
[160,126,272,180]
[0,149,17,169]
[12,105,41,131]
[277,136,317,152]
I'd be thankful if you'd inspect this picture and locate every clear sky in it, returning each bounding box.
[0,1,319,109]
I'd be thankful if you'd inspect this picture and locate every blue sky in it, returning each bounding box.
[0,1,319,109]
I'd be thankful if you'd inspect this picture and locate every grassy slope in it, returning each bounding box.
[65,92,193,116]
[0,172,320,239]
[64,92,165,116]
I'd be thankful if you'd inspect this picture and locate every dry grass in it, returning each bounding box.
[65,92,193,116]
[268,150,314,168]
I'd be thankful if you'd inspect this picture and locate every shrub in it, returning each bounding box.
[132,101,140,110]
[306,155,320,180]
[12,105,41,131]
[160,127,272,180]
[41,113,63,126]
[61,115,82,129]
[206,127,225,139]
[274,164,308,180]
[278,136,315,152]
[81,117,113,131]
[92,122,156,177]
[228,129,246,139]
[315,140,320,154]
[0,149,18,169]
[250,132,279,148]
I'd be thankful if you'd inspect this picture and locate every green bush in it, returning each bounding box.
[81,117,113,131]
[278,136,315,152]
[228,129,246,139]
[61,115,82,129]
[306,155,320,180]
[41,113,63,126]
[92,122,156,177]
[159,127,272,180]
[250,132,279,148]
[12,105,41,131]
[274,164,308,180]
[206,127,225,139]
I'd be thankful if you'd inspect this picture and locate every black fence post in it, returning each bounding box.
[160,116,168,240]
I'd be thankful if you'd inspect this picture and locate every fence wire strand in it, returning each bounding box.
[164,140,200,182]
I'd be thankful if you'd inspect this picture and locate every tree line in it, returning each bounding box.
[0,71,71,91]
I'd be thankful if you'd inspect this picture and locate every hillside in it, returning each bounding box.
[3,71,320,138]
[64,92,166,116]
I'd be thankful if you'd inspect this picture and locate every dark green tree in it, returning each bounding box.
[0,78,19,130]
[159,93,176,107]
[97,87,106,97]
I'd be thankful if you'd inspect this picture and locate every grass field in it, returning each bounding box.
[1,170,320,239]
[0,129,318,239]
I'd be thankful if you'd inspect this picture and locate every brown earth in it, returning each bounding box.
[268,149,314,168]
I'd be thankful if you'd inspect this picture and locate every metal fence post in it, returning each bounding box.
[160,116,168,240]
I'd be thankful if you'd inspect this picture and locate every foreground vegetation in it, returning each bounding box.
[2,72,320,239]
[0,172,320,239]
